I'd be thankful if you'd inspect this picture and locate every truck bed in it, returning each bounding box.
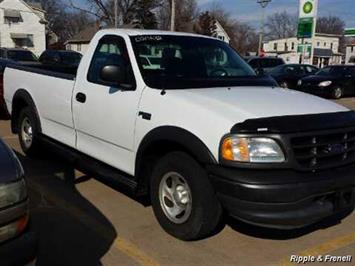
[4,64,77,147]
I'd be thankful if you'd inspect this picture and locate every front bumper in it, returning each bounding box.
[0,227,37,265]
[208,164,355,229]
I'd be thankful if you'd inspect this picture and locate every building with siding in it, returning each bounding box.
[0,0,46,56]
[263,33,342,67]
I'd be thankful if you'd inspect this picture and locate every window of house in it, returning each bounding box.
[285,42,288,51]
[13,35,34,48]
[351,46,354,53]
[291,42,295,50]
[4,10,22,24]
[324,42,327,47]
[273,43,277,50]
[331,43,333,50]
[77,44,82,52]
[317,42,320,47]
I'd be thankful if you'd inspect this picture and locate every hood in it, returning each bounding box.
[0,139,23,183]
[170,86,348,123]
[301,75,339,84]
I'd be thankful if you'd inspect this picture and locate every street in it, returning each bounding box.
[1,98,355,266]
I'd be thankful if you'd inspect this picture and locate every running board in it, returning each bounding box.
[40,136,138,193]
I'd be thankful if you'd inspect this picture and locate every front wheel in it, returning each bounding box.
[332,87,343,99]
[18,107,42,156]
[150,152,222,240]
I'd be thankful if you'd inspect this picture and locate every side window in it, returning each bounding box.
[248,59,258,68]
[305,66,317,74]
[87,35,135,87]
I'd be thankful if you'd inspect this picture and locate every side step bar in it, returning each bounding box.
[40,136,138,194]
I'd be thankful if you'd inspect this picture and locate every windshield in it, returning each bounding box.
[7,50,37,62]
[61,53,82,66]
[316,66,344,77]
[130,35,262,89]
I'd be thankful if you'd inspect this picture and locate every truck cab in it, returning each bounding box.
[3,29,355,240]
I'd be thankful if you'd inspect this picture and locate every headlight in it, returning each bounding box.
[297,80,302,86]
[0,179,27,209]
[319,81,332,87]
[221,137,285,163]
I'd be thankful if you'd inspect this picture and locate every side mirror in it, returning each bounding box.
[100,65,124,83]
[100,65,134,90]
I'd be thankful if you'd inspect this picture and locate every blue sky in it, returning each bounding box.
[74,0,355,29]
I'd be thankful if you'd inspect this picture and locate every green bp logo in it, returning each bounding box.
[303,1,313,14]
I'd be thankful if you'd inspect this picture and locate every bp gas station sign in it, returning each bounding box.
[297,0,318,38]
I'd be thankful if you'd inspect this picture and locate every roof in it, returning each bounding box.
[67,28,219,44]
[66,24,100,44]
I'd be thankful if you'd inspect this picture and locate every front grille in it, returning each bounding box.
[291,128,355,170]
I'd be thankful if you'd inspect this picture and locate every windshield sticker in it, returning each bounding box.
[134,36,163,42]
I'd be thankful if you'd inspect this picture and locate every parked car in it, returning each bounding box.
[0,138,37,265]
[269,64,319,89]
[298,65,355,99]
[0,48,38,63]
[39,50,82,75]
[245,56,285,74]
[4,29,355,241]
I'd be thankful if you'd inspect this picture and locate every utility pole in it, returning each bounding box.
[114,0,118,28]
[170,0,176,31]
[257,0,271,55]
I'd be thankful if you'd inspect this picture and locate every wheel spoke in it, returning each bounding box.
[159,172,192,224]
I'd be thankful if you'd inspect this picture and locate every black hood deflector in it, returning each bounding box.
[231,111,355,134]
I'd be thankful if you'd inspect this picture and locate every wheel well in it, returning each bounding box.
[135,139,213,198]
[11,90,41,134]
[136,140,190,196]
[11,96,28,133]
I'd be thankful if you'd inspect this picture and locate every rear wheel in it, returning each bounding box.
[150,151,222,240]
[332,87,343,99]
[18,107,42,156]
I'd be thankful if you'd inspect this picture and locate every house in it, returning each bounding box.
[345,41,355,64]
[263,33,342,68]
[65,24,100,55]
[215,20,230,44]
[0,0,46,56]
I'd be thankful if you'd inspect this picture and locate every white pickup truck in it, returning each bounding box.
[3,29,355,240]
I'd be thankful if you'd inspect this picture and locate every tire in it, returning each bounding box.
[332,87,343,99]
[279,81,288,89]
[150,151,222,240]
[18,106,42,156]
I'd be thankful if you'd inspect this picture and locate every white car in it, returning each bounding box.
[3,29,355,240]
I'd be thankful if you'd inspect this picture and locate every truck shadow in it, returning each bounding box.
[14,151,118,266]
[15,150,353,246]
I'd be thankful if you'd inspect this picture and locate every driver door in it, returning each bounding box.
[72,35,141,175]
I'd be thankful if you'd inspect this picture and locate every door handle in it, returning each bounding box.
[76,92,86,103]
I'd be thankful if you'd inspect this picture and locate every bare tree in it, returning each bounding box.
[194,11,217,37]
[316,16,345,35]
[157,0,197,32]
[208,5,259,55]
[67,0,161,28]
[265,11,297,40]
[31,0,92,42]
